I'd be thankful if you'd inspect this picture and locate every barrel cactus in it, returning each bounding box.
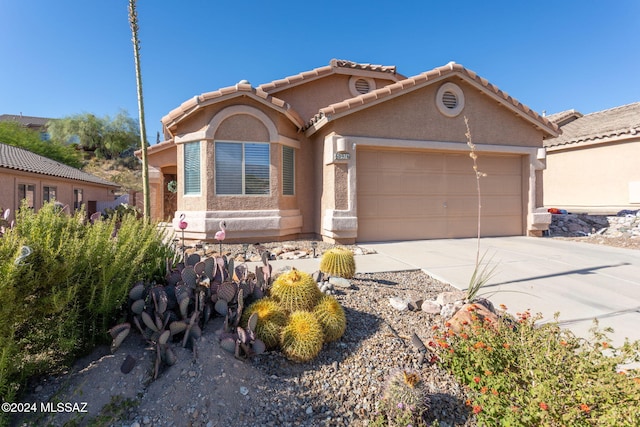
[313,295,346,342]
[382,369,430,417]
[280,311,324,362]
[270,269,321,313]
[319,247,356,279]
[241,297,288,349]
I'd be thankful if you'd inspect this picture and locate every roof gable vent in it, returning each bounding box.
[436,82,465,117]
[349,76,376,97]
[442,91,458,109]
[354,78,370,94]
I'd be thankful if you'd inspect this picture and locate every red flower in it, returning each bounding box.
[580,403,590,413]
[539,402,548,411]
[472,405,482,414]
[473,376,481,384]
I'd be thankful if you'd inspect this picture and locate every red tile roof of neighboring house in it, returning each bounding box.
[0,142,119,187]
[258,58,403,93]
[162,82,305,133]
[304,62,559,137]
[544,102,640,148]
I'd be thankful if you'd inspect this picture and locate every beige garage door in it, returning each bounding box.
[357,148,524,242]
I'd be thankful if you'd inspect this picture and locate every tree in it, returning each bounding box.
[128,0,150,221]
[47,111,139,159]
[0,121,82,168]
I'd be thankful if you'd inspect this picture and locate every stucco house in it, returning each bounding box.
[543,102,640,214]
[143,59,558,243]
[0,142,120,222]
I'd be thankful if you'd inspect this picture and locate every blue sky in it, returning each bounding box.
[1,1,638,142]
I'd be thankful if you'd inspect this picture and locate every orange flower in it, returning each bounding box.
[466,305,475,312]
[445,321,452,327]
[431,325,439,331]
[465,399,471,407]
[491,389,499,396]
[580,403,590,413]
[499,304,508,310]
[484,370,492,376]
[473,376,481,384]
[460,333,469,340]
[472,405,482,414]
[633,377,640,385]
[474,341,486,349]
[539,402,548,411]
[503,343,511,349]
[480,386,488,394]
[602,342,609,349]
[560,340,568,346]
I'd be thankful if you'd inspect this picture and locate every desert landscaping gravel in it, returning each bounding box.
[14,243,476,427]
[13,236,638,427]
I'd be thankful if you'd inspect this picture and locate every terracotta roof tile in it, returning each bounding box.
[162,83,304,130]
[307,62,558,136]
[0,142,118,187]
[544,102,640,148]
[258,59,402,93]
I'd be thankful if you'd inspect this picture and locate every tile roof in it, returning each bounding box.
[162,82,304,132]
[258,58,403,93]
[0,114,52,128]
[304,62,559,137]
[544,102,640,148]
[0,142,119,187]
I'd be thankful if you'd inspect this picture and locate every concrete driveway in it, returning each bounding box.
[359,236,640,348]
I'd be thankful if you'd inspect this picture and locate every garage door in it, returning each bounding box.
[357,148,523,242]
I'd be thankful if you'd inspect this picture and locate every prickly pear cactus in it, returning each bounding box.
[280,311,324,363]
[319,247,356,279]
[382,369,430,417]
[241,297,288,349]
[313,295,346,342]
[270,269,321,313]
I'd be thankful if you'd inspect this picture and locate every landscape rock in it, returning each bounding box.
[448,302,499,333]
[421,300,442,314]
[329,276,352,289]
[389,297,411,311]
[436,291,466,306]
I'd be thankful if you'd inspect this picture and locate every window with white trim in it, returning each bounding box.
[184,141,201,195]
[282,146,294,196]
[215,142,270,195]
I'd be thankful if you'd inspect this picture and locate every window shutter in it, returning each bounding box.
[215,142,242,194]
[282,146,294,195]
[244,143,270,195]
[184,142,201,194]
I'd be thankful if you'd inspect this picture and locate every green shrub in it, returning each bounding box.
[0,202,173,422]
[434,307,640,426]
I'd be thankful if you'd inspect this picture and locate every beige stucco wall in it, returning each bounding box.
[326,79,543,148]
[544,139,640,213]
[0,169,116,222]
[313,79,549,242]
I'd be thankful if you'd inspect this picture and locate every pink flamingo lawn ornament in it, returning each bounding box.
[214,220,226,255]
[178,213,188,260]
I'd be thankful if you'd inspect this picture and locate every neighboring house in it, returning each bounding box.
[142,59,558,243]
[543,102,640,214]
[0,142,120,222]
[0,114,53,141]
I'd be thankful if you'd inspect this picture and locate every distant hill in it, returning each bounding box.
[82,156,142,194]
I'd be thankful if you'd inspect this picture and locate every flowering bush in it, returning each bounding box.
[434,306,640,426]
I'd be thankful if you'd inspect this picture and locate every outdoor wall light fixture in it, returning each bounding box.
[311,241,318,258]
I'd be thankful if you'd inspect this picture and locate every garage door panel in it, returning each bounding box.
[357,148,524,242]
